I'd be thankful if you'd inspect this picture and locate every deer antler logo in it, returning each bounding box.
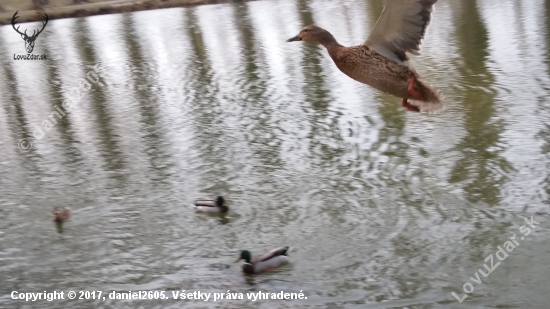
[12,11,49,54]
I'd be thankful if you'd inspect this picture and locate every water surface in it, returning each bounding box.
[1,0,549,308]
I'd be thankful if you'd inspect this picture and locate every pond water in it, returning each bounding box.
[0,0,549,308]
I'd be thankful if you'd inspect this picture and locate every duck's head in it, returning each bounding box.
[52,207,63,222]
[235,250,252,263]
[52,207,63,217]
[216,196,225,207]
[287,25,335,45]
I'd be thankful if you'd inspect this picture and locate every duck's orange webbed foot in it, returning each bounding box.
[402,98,420,112]
[407,76,424,100]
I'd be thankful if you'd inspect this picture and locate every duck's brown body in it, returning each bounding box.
[52,207,71,223]
[327,45,440,104]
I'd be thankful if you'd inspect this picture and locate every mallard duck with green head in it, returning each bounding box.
[235,246,290,274]
[287,0,443,113]
[194,196,229,213]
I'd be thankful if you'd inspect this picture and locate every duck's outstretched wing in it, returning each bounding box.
[255,246,290,263]
[363,0,438,64]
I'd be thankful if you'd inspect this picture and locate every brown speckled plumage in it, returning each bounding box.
[287,0,443,113]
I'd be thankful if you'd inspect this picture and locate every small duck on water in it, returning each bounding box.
[287,0,443,113]
[194,196,229,213]
[235,247,290,274]
[52,207,71,223]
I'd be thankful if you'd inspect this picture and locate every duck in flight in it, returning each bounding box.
[287,0,443,113]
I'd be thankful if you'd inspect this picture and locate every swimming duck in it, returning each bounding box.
[287,0,443,113]
[52,207,71,223]
[235,246,290,274]
[194,196,229,213]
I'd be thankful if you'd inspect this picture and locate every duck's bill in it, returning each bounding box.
[234,257,242,263]
[286,35,302,42]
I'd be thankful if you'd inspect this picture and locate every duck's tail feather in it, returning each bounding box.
[281,246,290,256]
[410,80,445,114]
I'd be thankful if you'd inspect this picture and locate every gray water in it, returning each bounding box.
[1,0,549,308]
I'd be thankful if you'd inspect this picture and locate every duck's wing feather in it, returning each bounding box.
[363,0,438,64]
[195,200,216,207]
[253,256,289,273]
[254,246,290,263]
